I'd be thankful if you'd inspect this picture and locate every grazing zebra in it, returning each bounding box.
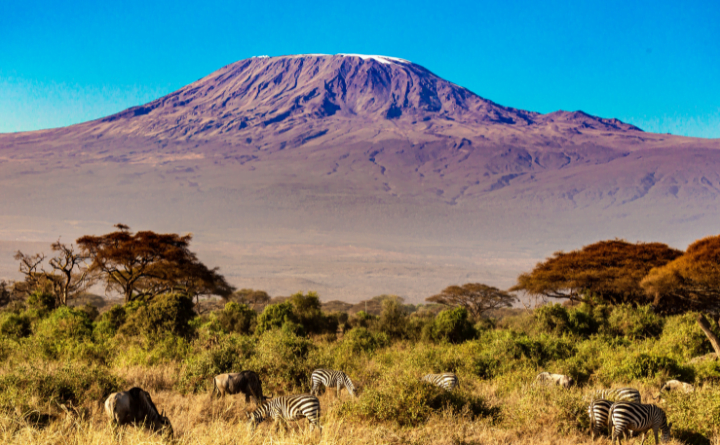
[422,372,459,391]
[587,387,641,403]
[609,402,671,445]
[247,394,322,434]
[310,369,356,398]
[588,398,613,441]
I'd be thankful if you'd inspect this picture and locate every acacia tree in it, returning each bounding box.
[76,224,234,303]
[232,289,271,310]
[426,283,516,319]
[510,240,682,307]
[14,241,93,306]
[641,235,720,357]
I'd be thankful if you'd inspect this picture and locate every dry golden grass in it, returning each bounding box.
[0,364,704,445]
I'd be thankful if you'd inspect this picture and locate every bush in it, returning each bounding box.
[0,313,32,338]
[122,293,196,338]
[36,306,93,340]
[248,328,313,390]
[340,327,389,354]
[423,307,476,343]
[605,304,664,339]
[0,363,122,408]
[375,299,407,339]
[216,302,256,334]
[256,302,296,335]
[177,334,255,393]
[94,304,126,338]
[334,372,497,426]
[26,291,56,317]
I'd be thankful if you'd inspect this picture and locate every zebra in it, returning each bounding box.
[586,387,641,403]
[422,372,459,391]
[609,402,671,445]
[310,369,356,398]
[588,398,613,441]
[246,394,321,434]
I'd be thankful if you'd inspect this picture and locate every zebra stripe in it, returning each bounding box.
[247,394,321,433]
[422,372,459,391]
[588,387,641,403]
[609,402,670,445]
[588,399,613,440]
[310,369,356,398]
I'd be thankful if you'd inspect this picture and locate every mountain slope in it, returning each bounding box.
[0,54,718,302]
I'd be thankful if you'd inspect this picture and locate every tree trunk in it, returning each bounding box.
[696,313,720,359]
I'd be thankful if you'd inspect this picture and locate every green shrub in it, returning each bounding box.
[334,372,497,426]
[0,363,122,408]
[216,302,256,334]
[93,304,126,338]
[177,334,255,393]
[605,304,664,339]
[36,306,93,340]
[248,328,313,390]
[26,291,56,317]
[122,293,196,338]
[375,299,407,339]
[256,302,296,335]
[0,313,32,338]
[349,310,378,329]
[423,307,475,344]
[340,327,389,354]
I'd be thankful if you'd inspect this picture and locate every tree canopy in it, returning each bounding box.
[76,224,234,303]
[641,235,720,314]
[511,240,683,307]
[426,283,517,319]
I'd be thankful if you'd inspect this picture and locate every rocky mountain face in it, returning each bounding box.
[1,54,719,302]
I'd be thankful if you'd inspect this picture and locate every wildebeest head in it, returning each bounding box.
[157,410,173,437]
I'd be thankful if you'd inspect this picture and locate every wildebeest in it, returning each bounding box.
[534,372,574,388]
[657,380,695,398]
[212,370,270,403]
[104,387,172,435]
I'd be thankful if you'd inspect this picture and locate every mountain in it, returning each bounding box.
[1,54,719,302]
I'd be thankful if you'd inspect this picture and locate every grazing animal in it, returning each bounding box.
[310,369,356,398]
[213,371,269,403]
[587,387,642,403]
[104,387,172,435]
[658,380,694,397]
[588,399,613,441]
[609,402,671,445]
[534,372,573,388]
[247,394,321,434]
[422,372,459,391]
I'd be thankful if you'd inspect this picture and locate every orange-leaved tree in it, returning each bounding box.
[641,235,720,356]
[510,240,683,308]
[77,224,234,303]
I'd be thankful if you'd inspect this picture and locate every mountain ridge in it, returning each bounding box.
[0,54,718,302]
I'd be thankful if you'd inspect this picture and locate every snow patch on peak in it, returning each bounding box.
[338,54,410,65]
[253,55,270,59]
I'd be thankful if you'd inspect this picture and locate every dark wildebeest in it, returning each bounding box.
[104,387,172,436]
[212,371,270,404]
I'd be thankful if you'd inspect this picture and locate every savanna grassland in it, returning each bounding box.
[0,291,719,445]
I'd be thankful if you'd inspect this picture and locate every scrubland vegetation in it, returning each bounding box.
[1,227,720,444]
[0,292,719,444]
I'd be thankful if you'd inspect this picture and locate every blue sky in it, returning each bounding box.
[1,0,718,137]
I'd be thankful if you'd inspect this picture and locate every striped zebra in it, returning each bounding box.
[246,394,321,434]
[587,387,641,403]
[609,402,671,445]
[588,398,613,441]
[422,372,459,391]
[310,369,356,398]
